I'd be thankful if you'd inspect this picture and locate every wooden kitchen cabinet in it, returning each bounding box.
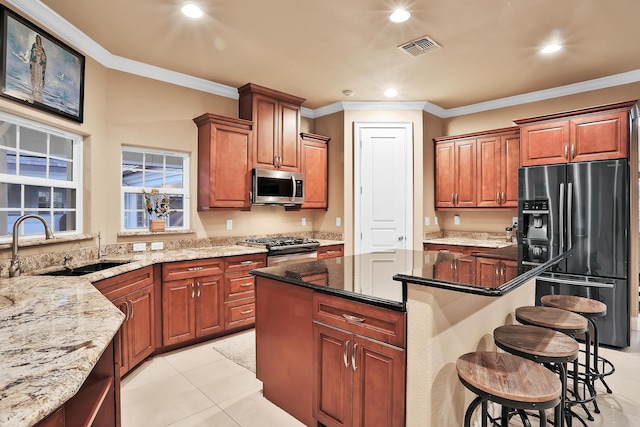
[433,255,475,284]
[193,113,253,209]
[223,253,266,330]
[434,138,476,208]
[476,128,520,207]
[94,266,157,377]
[300,132,330,209]
[517,101,634,166]
[312,293,406,427]
[317,244,344,259]
[475,257,518,288]
[424,243,493,255]
[162,259,224,347]
[238,83,305,171]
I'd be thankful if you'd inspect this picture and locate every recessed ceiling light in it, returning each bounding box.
[384,88,398,98]
[181,2,204,19]
[389,9,411,23]
[541,43,562,54]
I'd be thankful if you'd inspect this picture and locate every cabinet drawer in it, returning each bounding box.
[312,293,406,348]
[94,266,154,300]
[317,244,344,259]
[224,272,255,301]
[224,298,255,329]
[162,258,223,281]
[224,253,266,273]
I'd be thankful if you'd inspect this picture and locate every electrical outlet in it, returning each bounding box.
[424,216,430,226]
[302,217,306,226]
[336,217,341,227]
[434,216,438,225]
[512,216,519,227]
[133,243,146,252]
[454,215,461,225]
[151,241,164,251]
[226,219,232,230]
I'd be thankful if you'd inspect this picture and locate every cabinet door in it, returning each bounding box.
[313,322,353,427]
[455,257,475,284]
[209,123,252,208]
[475,257,502,288]
[301,139,328,209]
[162,280,196,346]
[195,275,224,338]
[476,136,501,207]
[253,93,279,169]
[279,101,301,171]
[111,295,130,377]
[352,335,405,427]
[317,244,344,259]
[500,133,521,207]
[454,139,476,207]
[435,142,455,207]
[127,283,156,369]
[520,121,569,166]
[570,111,628,161]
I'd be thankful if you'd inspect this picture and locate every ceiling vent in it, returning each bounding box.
[398,35,441,57]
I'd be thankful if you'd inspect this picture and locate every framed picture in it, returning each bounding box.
[0,6,85,123]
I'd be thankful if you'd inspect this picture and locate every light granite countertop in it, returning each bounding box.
[423,236,514,249]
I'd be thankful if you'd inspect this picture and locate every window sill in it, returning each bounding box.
[118,229,197,237]
[0,233,96,251]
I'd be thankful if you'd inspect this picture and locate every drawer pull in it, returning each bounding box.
[240,309,254,315]
[187,266,203,271]
[342,313,365,323]
[240,282,253,287]
[240,261,253,266]
[344,340,350,368]
[326,251,335,255]
[352,343,358,372]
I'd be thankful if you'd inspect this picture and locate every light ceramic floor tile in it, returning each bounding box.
[221,391,306,427]
[167,406,241,427]
[121,356,181,392]
[122,373,215,427]
[182,357,263,405]
[163,340,226,374]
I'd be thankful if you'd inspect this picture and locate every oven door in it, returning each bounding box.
[268,251,318,267]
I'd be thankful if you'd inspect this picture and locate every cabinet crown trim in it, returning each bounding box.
[238,83,306,105]
[300,132,331,144]
[193,113,252,129]
[513,100,636,125]
[433,126,519,143]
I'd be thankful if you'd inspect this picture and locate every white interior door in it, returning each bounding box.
[354,122,413,254]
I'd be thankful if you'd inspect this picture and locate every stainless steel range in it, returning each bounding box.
[243,237,320,266]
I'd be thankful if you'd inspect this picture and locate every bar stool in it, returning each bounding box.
[494,324,579,427]
[541,294,614,396]
[514,306,596,424]
[456,351,561,427]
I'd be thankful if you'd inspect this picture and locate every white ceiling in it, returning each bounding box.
[10,0,640,116]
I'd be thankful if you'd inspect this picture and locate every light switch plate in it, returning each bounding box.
[226,219,232,230]
[434,216,438,225]
[151,241,163,251]
[453,215,460,225]
[302,217,306,226]
[425,216,430,226]
[133,243,146,252]
[336,217,341,227]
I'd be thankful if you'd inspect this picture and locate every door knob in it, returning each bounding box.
[398,236,404,241]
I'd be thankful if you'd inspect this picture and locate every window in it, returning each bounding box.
[121,146,189,231]
[0,112,82,242]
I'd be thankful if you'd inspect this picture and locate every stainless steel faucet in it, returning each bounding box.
[9,214,55,277]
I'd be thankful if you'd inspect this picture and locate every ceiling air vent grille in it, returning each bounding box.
[398,36,441,57]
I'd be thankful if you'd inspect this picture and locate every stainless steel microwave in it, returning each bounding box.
[252,168,304,205]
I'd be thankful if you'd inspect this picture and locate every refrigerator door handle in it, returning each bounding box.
[559,183,565,250]
[567,182,573,249]
[538,273,614,289]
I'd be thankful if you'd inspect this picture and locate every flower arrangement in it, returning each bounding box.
[143,189,175,219]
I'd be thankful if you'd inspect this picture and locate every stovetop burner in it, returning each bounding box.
[243,236,320,251]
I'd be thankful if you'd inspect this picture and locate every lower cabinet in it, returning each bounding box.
[94,266,157,377]
[162,258,225,346]
[223,253,266,330]
[317,244,344,260]
[475,257,518,287]
[312,293,406,427]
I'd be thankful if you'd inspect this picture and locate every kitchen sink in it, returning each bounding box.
[39,261,131,276]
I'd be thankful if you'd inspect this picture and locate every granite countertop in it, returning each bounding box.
[0,276,125,427]
[316,239,344,246]
[423,236,514,249]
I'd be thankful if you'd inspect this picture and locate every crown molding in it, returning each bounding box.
[10,0,640,120]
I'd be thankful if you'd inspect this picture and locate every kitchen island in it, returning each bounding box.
[251,248,572,427]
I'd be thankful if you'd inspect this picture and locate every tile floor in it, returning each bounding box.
[122,323,640,427]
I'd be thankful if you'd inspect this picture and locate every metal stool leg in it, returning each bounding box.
[464,396,484,427]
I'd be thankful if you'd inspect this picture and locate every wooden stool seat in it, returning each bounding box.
[457,351,561,405]
[541,295,607,317]
[515,306,588,335]
[494,324,579,361]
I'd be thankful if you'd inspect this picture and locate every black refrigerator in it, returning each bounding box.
[518,159,630,348]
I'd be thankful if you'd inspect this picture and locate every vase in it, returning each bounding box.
[149,219,166,232]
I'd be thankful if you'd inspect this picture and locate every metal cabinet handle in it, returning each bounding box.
[451,193,455,204]
[564,145,569,159]
[123,301,130,321]
[352,343,358,372]
[344,340,350,368]
[241,309,254,315]
[240,260,253,266]
[196,282,201,298]
[129,299,134,319]
[240,282,253,287]
[326,250,335,255]
[191,283,195,298]
[571,144,575,159]
[342,313,365,323]
[496,192,500,204]
[501,192,505,204]
[455,193,459,205]
[187,266,203,272]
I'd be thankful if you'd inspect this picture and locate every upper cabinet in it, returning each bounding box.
[435,127,519,209]
[194,113,253,210]
[516,100,635,166]
[300,132,330,209]
[238,83,306,171]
